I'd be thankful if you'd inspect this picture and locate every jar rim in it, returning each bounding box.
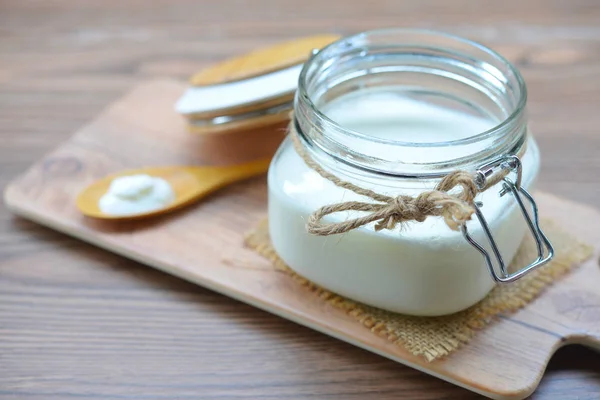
[297,28,527,149]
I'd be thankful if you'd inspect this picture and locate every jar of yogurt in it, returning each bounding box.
[268,29,553,316]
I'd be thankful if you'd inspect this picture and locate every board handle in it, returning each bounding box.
[563,316,600,351]
[570,333,600,352]
[554,255,600,352]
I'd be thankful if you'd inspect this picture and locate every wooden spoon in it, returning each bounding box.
[76,158,271,220]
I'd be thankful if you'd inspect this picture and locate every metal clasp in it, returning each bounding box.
[461,155,555,283]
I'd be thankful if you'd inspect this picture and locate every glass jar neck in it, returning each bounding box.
[294,29,528,179]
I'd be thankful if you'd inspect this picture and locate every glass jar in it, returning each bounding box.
[267,29,552,316]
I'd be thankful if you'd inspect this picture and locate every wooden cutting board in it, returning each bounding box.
[4,80,600,400]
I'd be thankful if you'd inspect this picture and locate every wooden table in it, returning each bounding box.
[1,1,599,399]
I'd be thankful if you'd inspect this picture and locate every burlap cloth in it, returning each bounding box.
[244,219,592,362]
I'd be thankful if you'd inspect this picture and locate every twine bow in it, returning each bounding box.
[290,122,508,235]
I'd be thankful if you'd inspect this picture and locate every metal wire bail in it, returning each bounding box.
[461,155,555,283]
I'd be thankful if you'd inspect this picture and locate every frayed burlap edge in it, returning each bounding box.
[244,219,593,362]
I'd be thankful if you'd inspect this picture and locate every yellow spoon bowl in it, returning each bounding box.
[76,158,271,220]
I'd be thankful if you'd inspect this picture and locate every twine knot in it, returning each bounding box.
[289,121,510,236]
[379,195,427,230]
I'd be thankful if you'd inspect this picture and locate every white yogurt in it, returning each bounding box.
[268,92,539,316]
[99,174,175,216]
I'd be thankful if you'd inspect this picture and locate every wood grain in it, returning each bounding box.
[4,79,600,399]
[1,1,600,399]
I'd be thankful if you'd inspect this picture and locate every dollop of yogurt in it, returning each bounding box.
[98,174,175,216]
